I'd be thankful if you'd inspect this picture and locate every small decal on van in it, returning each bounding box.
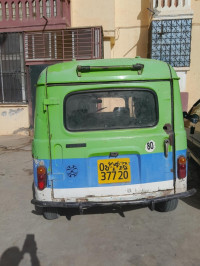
[66,165,78,177]
[145,140,156,152]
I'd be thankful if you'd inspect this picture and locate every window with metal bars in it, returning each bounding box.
[0,32,26,103]
[24,27,103,64]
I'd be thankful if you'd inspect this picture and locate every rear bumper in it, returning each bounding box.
[31,188,196,209]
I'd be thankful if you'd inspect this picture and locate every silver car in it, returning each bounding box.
[184,99,200,165]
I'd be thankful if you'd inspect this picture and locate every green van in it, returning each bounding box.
[31,58,196,220]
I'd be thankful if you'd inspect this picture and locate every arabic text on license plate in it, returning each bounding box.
[98,158,131,184]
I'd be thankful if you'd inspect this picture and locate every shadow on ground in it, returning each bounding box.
[182,158,200,209]
[0,234,40,266]
[65,205,147,220]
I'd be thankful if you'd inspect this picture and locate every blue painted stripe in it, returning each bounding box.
[33,150,187,189]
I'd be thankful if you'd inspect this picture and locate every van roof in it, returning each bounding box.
[37,58,179,85]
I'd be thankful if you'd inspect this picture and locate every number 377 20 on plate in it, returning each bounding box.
[97,158,131,184]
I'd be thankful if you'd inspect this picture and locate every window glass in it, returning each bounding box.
[64,90,158,131]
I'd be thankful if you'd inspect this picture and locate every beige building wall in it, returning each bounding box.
[71,0,115,34]
[0,105,29,135]
[113,0,151,58]
[187,0,200,110]
[70,0,151,59]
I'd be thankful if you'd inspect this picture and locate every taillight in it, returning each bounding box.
[178,156,186,179]
[37,166,47,190]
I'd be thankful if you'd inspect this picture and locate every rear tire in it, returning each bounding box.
[43,208,60,220]
[155,199,178,212]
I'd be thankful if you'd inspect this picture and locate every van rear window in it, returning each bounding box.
[64,89,158,131]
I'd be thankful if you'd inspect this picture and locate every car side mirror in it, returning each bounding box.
[189,114,199,124]
[184,112,199,124]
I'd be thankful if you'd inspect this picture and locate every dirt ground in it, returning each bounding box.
[0,135,200,266]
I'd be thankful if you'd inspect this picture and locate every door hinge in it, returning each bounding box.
[43,98,59,111]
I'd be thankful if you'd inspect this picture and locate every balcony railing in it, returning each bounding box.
[0,0,70,32]
[152,0,193,18]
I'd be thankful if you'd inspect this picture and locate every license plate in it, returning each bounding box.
[98,158,131,184]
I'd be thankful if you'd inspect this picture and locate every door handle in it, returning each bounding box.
[164,139,170,158]
[163,123,174,146]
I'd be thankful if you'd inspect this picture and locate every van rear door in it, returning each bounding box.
[47,81,174,201]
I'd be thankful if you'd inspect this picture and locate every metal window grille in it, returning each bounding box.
[24,27,103,63]
[150,19,192,67]
[0,32,26,103]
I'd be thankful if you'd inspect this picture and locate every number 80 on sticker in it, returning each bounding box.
[145,140,156,152]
